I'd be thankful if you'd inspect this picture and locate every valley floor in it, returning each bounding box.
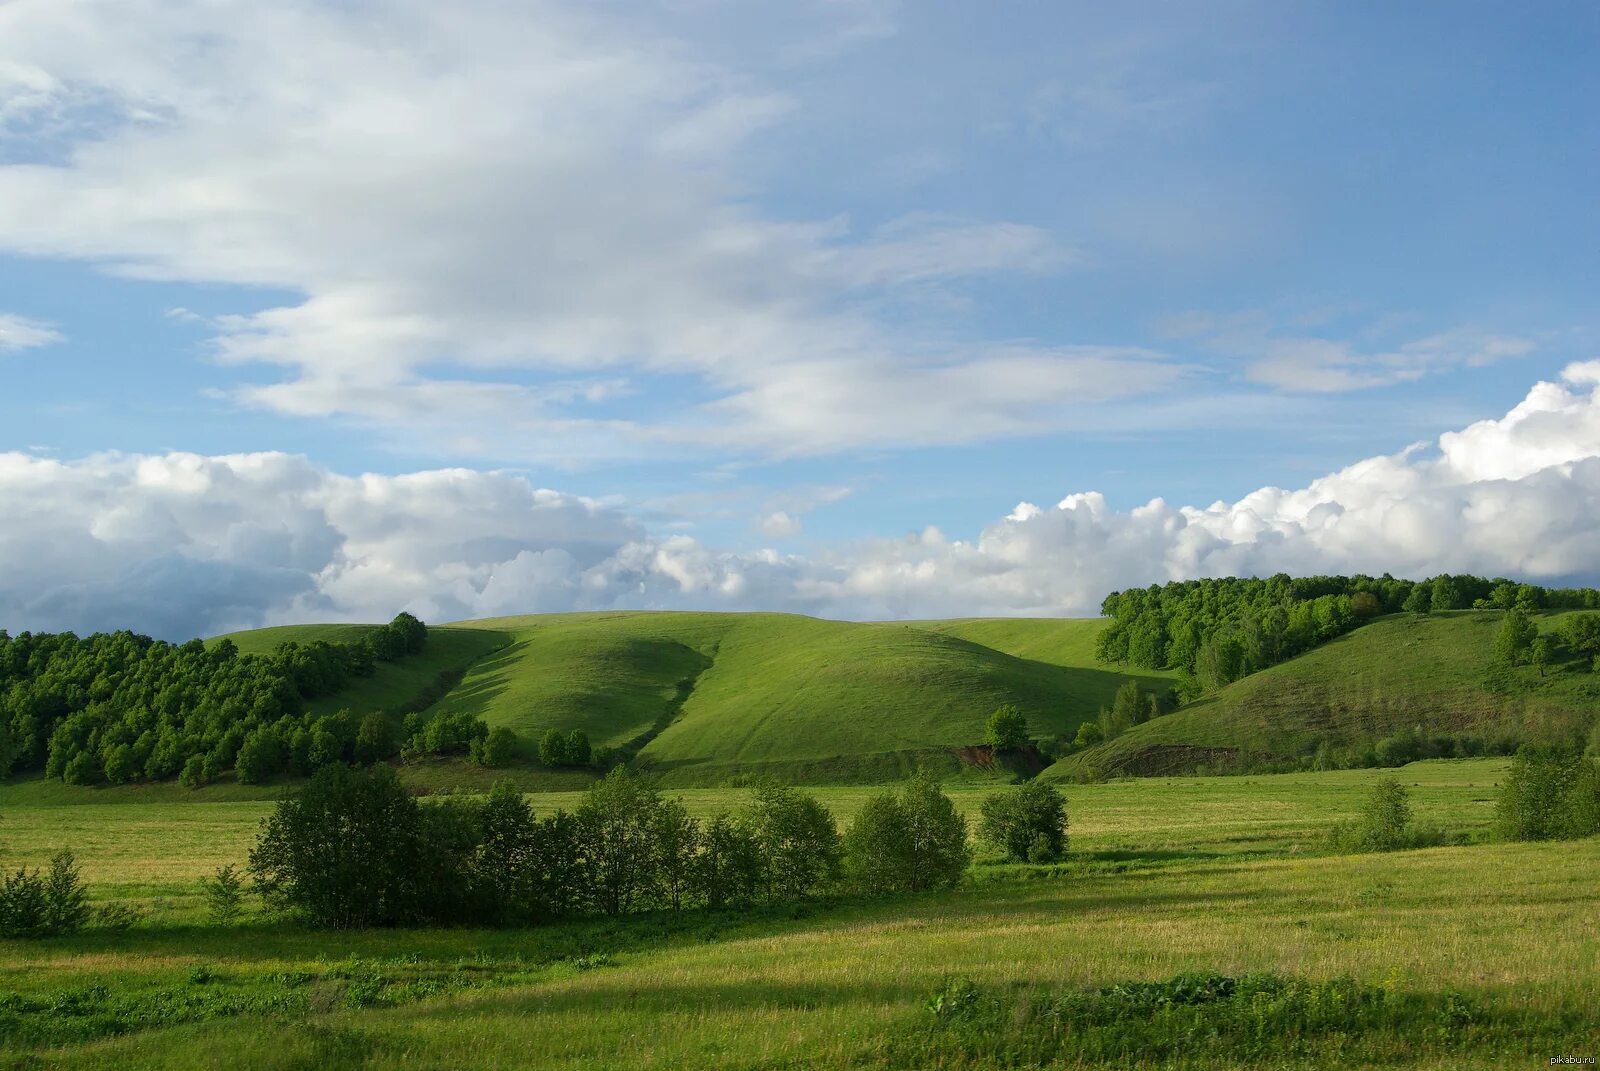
[1,759,1595,1068]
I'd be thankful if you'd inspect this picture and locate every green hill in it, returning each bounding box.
[1048,610,1600,779]
[243,612,1170,785]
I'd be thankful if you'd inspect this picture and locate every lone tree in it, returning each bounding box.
[979,780,1067,863]
[1493,608,1538,665]
[984,705,1030,752]
[842,772,970,895]
[1356,778,1413,851]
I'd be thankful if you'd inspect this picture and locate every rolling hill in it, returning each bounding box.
[212,612,1175,785]
[1048,610,1600,779]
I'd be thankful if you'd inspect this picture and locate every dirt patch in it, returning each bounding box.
[953,744,1047,778]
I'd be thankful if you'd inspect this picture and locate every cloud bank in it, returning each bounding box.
[3,365,1599,638]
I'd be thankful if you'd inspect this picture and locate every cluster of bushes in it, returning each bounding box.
[245,763,1071,929]
[0,850,97,938]
[1096,574,1600,695]
[538,728,591,767]
[0,613,430,785]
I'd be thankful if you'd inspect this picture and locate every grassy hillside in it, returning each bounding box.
[1051,610,1600,778]
[209,623,510,719]
[419,612,1174,784]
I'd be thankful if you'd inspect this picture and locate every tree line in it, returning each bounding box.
[243,765,1067,929]
[1096,574,1600,694]
[0,613,435,786]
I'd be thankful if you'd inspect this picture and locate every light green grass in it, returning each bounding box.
[0,758,1513,919]
[0,759,1592,1069]
[1055,610,1600,777]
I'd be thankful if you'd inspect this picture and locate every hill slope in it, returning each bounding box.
[1048,610,1600,778]
[394,612,1173,784]
[209,623,510,719]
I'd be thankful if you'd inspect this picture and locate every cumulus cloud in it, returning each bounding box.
[0,312,62,353]
[3,366,1600,637]
[0,0,1140,459]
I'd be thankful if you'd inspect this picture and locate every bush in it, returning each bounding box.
[179,753,208,789]
[249,764,431,928]
[1328,778,1439,852]
[472,726,518,767]
[0,850,89,938]
[102,743,137,785]
[1495,745,1597,841]
[204,864,246,925]
[577,768,664,916]
[980,781,1067,862]
[984,705,1029,752]
[744,782,842,902]
[843,773,970,895]
[538,727,590,767]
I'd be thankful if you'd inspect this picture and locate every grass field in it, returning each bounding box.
[1055,610,1600,777]
[1,759,1595,1068]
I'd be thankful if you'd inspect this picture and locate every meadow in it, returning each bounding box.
[4,758,1595,1069]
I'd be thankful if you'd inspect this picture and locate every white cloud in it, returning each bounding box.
[3,367,1600,637]
[0,0,1141,459]
[0,312,62,353]
[759,511,802,538]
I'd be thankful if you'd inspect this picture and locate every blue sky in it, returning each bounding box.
[2,1,1599,634]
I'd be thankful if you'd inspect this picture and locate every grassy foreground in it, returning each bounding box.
[3,759,1596,1067]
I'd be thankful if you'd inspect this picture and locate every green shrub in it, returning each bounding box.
[1495,745,1596,841]
[0,850,89,938]
[843,773,970,895]
[984,705,1029,751]
[204,864,246,925]
[472,726,518,767]
[744,782,842,902]
[979,780,1067,862]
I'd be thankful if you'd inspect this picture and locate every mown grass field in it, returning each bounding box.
[1057,610,1600,777]
[1,759,1595,1068]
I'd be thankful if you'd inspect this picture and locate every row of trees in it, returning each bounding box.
[0,613,431,785]
[246,765,1069,929]
[1096,574,1600,694]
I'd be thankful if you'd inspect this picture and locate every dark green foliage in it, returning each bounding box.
[577,768,663,916]
[694,812,763,909]
[0,850,89,937]
[983,705,1029,751]
[1495,745,1600,841]
[1560,612,1600,659]
[0,612,428,784]
[354,712,396,764]
[204,864,245,925]
[979,780,1067,862]
[1095,573,1600,692]
[408,708,489,758]
[539,727,591,767]
[744,782,842,902]
[842,773,970,894]
[651,797,700,911]
[471,726,518,767]
[249,764,431,928]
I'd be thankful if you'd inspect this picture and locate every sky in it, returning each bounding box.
[1,0,1598,637]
